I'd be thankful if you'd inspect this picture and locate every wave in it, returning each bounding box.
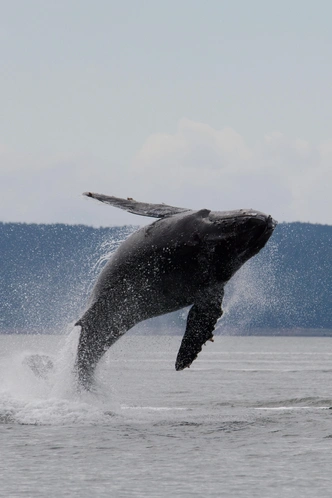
[254,397,332,411]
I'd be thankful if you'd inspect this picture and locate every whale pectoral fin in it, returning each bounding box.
[83,192,191,219]
[175,297,223,371]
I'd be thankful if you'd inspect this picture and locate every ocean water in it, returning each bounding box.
[1,333,332,497]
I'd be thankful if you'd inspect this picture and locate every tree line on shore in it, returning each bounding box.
[0,221,331,334]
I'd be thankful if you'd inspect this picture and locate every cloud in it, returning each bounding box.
[131,118,332,224]
[1,119,331,226]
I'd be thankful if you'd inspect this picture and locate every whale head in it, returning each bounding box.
[201,208,277,281]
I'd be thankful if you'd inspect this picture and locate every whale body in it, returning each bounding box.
[75,193,277,389]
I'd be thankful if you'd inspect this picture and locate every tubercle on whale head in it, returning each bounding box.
[208,208,277,225]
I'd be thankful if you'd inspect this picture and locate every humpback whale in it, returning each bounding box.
[75,193,277,389]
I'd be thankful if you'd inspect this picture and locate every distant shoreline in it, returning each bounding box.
[1,222,331,331]
[220,328,332,337]
[1,328,332,337]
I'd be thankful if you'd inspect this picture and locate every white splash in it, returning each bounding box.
[0,328,120,426]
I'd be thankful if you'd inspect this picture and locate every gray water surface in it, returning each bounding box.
[1,334,332,497]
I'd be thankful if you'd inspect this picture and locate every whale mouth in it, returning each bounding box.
[231,214,277,262]
[248,216,276,252]
[247,214,277,232]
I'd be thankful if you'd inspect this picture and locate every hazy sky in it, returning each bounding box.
[1,0,331,226]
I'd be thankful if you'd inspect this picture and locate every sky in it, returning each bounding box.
[1,0,332,226]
